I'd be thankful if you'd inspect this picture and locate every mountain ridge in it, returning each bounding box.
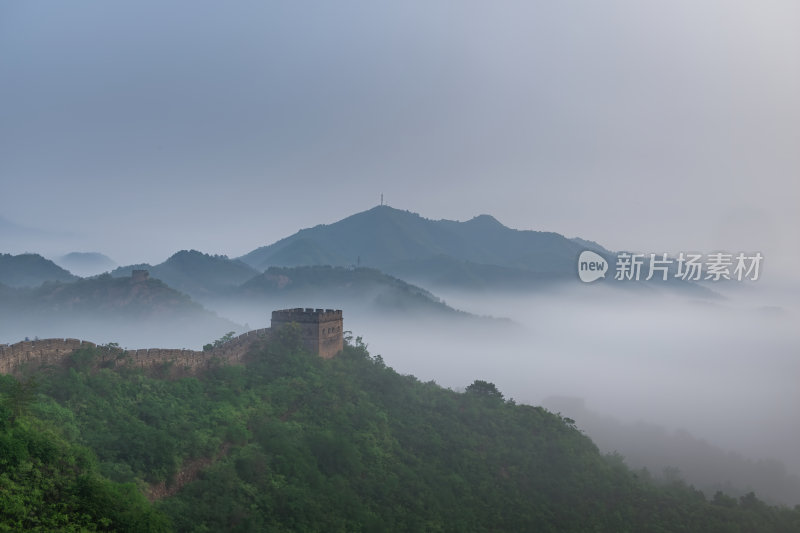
[0,253,78,287]
[0,272,239,348]
[239,206,601,289]
[111,250,260,298]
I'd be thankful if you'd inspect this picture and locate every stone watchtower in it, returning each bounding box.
[270,308,344,359]
[131,269,150,283]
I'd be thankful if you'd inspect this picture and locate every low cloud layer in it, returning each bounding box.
[352,283,800,489]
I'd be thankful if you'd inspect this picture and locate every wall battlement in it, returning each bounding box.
[0,309,344,374]
[0,328,272,375]
[131,269,150,282]
[0,338,93,375]
[271,308,342,324]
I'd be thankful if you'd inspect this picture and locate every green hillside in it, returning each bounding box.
[2,332,798,531]
[0,273,239,348]
[0,398,169,531]
[543,396,800,507]
[238,265,469,317]
[0,253,77,288]
[112,250,259,299]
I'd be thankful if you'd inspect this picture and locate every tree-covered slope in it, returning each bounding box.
[5,331,797,532]
[543,396,800,507]
[237,265,469,318]
[0,273,239,348]
[0,375,170,531]
[112,250,259,299]
[0,253,77,288]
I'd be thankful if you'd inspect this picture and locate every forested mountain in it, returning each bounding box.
[0,253,77,288]
[112,250,259,299]
[1,332,798,531]
[237,265,470,318]
[107,255,481,324]
[2,253,489,345]
[0,273,239,348]
[239,206,593,289]
[237,206,716,295]
[543,396,800,507]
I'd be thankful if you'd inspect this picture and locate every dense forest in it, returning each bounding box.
[1,328,799,532]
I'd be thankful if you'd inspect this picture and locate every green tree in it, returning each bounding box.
[0,376,38,423]
[465,379,504,400]
[204,331,236,351]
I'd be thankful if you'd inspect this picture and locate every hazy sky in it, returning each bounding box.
[1,1,798,274]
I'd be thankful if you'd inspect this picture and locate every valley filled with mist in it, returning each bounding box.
[360,283,800,506]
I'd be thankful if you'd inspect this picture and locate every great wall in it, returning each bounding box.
[0,308,344,375]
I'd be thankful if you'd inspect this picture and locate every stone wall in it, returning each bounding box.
[0,328,273,375]
[0,307,346,374]
[0,338,93,374]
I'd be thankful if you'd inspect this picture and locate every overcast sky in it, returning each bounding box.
[1,1,798,276]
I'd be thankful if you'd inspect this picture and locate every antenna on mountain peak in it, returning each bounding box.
[380,193,384,206]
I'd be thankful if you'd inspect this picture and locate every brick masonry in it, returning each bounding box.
[0,308,344,374]
[270,308,344,359]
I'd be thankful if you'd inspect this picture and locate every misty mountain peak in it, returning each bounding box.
[167,249,228,263]
[0,252,77,287]
[58,251,117,277]
[238,206,589,286]
[465,214,505,229]
[112,250,258,299]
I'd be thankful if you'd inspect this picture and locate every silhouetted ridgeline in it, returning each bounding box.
[0,328,271,375]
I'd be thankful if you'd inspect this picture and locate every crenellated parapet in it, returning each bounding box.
[0,308,344,375]
[271,308,342,324]
[0,338,95,374]
[0,308,344,374]
[0,328,273,375]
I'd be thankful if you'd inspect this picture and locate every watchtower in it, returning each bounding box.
[131,269,150,282]
[270,308,344,359]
